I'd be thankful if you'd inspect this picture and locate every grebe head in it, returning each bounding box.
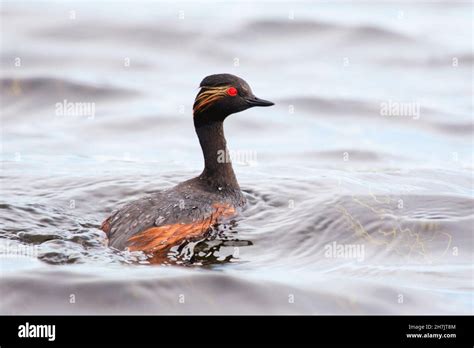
[193,73,274,126]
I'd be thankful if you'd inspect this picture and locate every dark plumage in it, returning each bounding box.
[102,74,274,261]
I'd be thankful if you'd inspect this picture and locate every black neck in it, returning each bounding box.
[194,120,239,190]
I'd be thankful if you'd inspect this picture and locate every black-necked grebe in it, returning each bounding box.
[101,74,274,262]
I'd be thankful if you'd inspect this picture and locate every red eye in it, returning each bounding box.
[227,87,238,97]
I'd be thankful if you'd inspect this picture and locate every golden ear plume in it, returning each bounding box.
[193,86,229,115]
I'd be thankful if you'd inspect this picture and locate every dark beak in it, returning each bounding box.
[246,96,274,107]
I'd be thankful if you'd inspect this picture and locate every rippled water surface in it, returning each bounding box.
[0,0,473,314]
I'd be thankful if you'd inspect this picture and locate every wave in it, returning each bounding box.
[0,77,138,117]
[431,121,474,136]
[278,96,378,116]
[1,168,472,314]
[245,191,473,268]
[0,262,468,314]
[238,19,413,43]
[34,22,199,46]
[381,52,474,67]
[1,77,136,102]
[300,150,400,162]
[280,95,472,138]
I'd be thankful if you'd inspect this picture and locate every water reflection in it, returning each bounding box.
[164,229,253,267]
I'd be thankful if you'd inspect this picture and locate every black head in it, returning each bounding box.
[193,73,274,127]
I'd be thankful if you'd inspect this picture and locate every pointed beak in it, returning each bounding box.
[245,96,274,107]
